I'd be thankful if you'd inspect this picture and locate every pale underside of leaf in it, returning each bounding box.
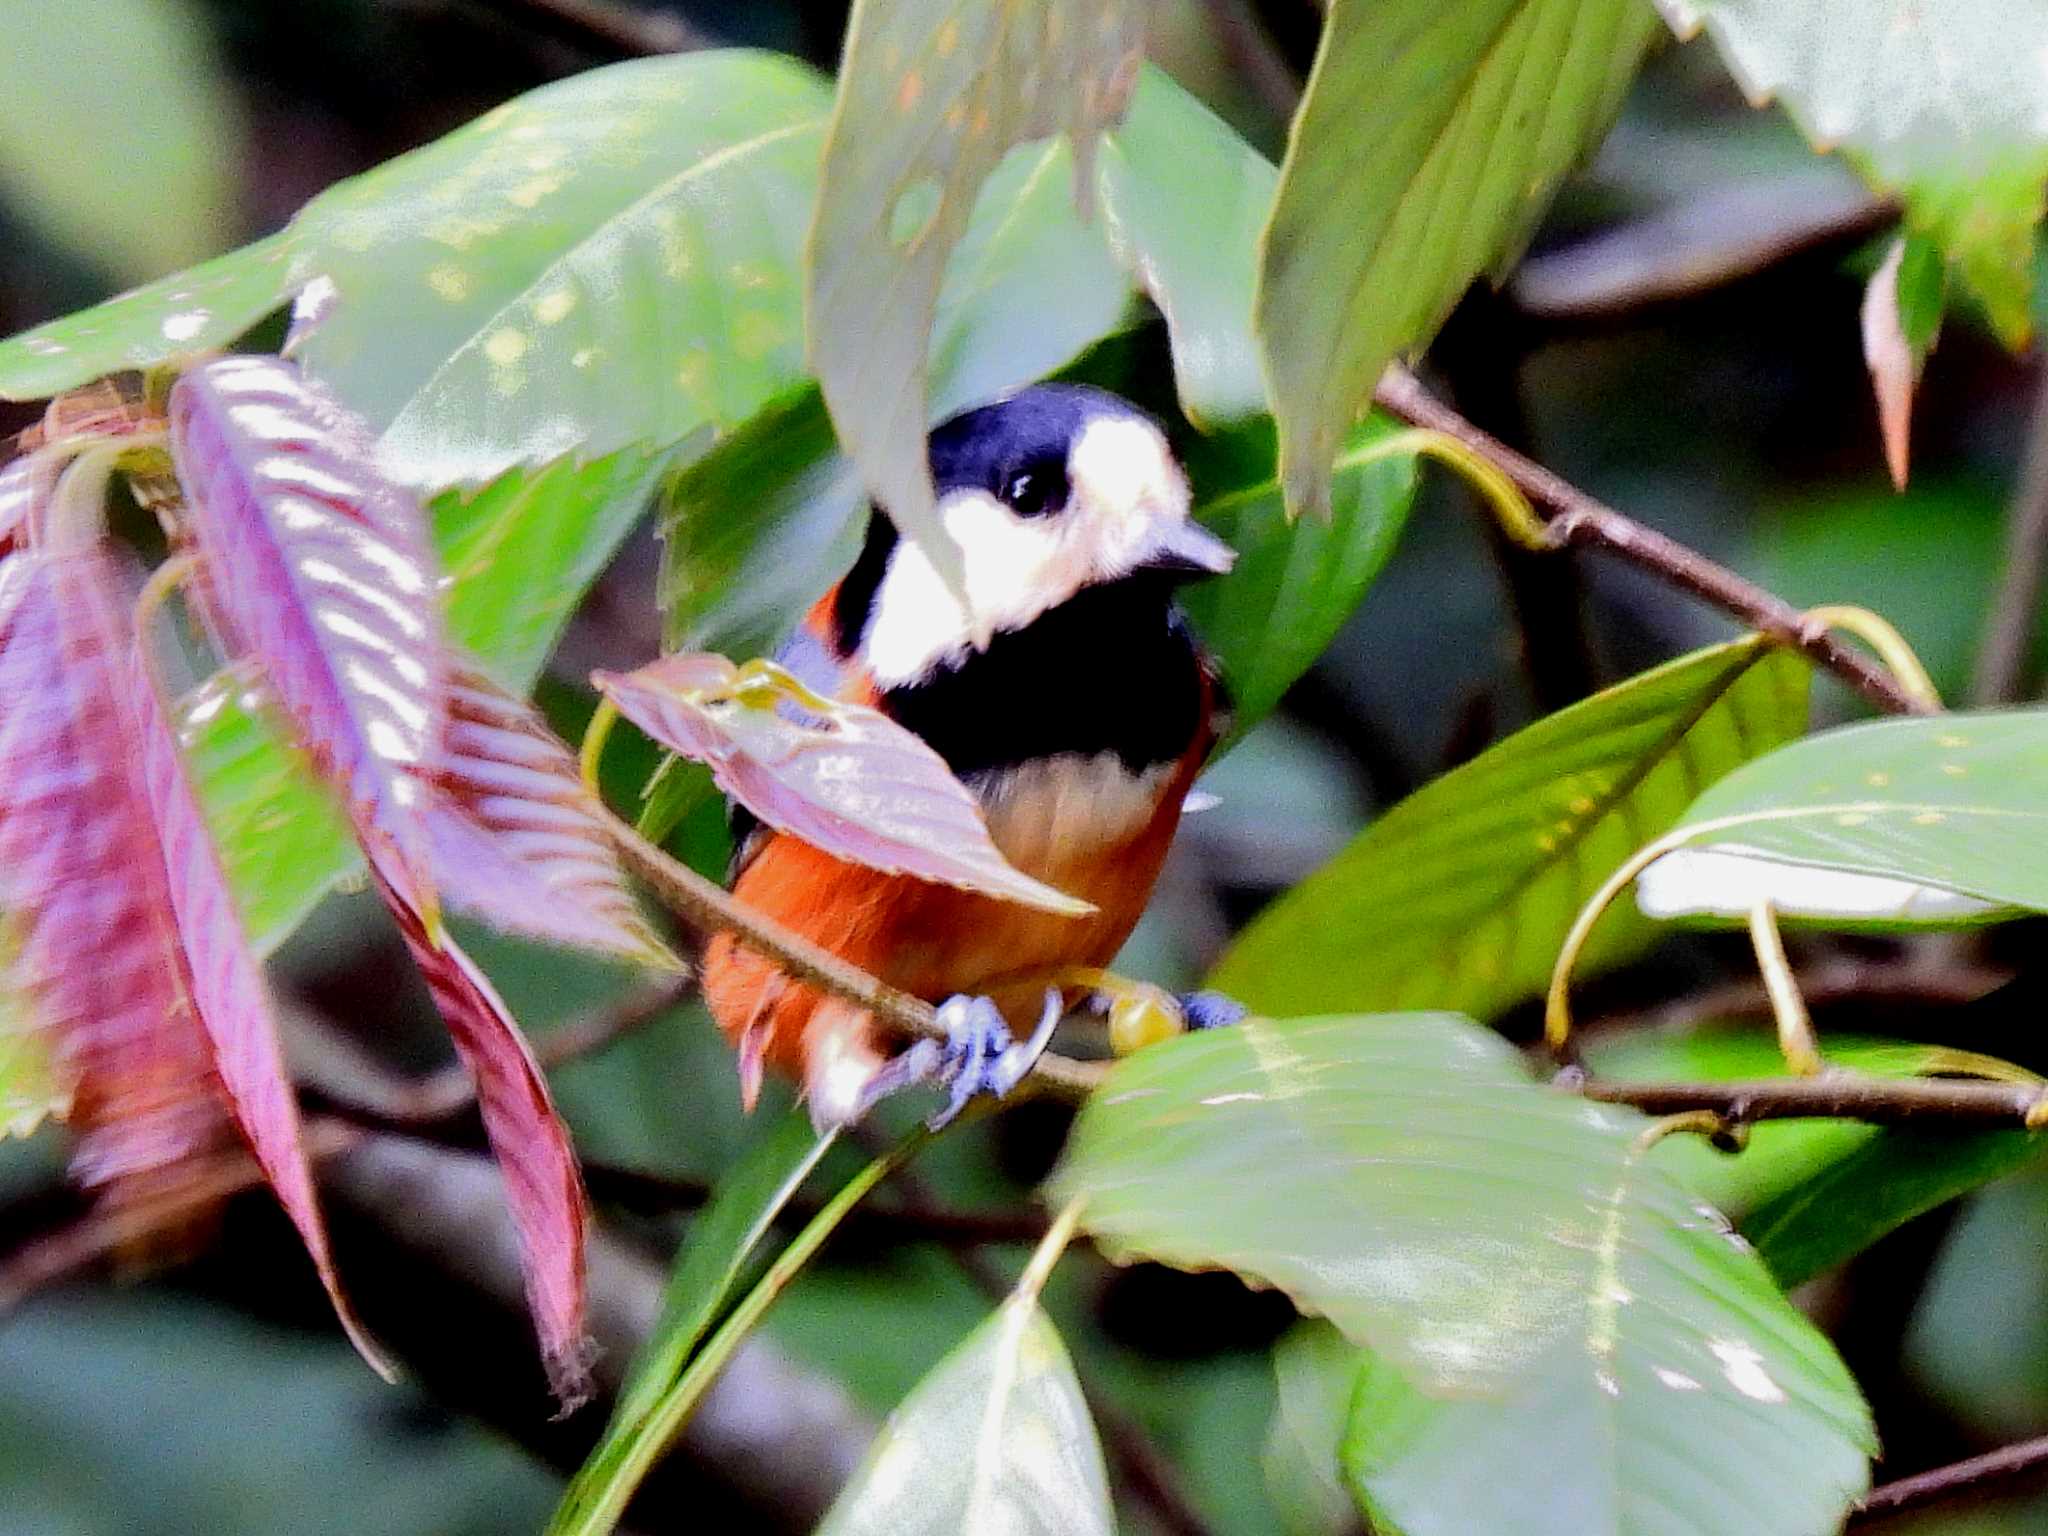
[816,1297,1115,1536]
[1258,0,1658,517]
[1209,640,1810,1018]
[807,0,1147,591]
[169,356,447,909]
[594,653,1093,915]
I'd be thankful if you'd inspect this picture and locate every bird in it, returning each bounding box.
[699,383,1238,1129]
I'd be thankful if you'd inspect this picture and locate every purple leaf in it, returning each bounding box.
[426,666,678,968]
[131,599,394,1379]
[0,552,226,1193]
[168,356,447,912]
[376,867,592,1407]
[593,654,1093,916]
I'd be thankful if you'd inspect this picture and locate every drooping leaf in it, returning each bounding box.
[1181,419,1419,743]
[168,355,447,910]
[376,868,591,1405]
[593,653,1092,915]
[425,665,676,968]
[130,607,390,1376]
[1655,707,2048,917]
[0,552,226,1190]
[567,1112,833,1518]
[1257,0,1658,516]
[0,0,238,286]
[1051,1013,1874,1530]
[807,0,1146,578]
[1209,639,1810,1018]
[1263,1322,1364,1536]
[1659,0,2048,346]
[1860,233,1946,490]
[815,1296,1115,1536]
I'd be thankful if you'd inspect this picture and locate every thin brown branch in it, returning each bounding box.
[1372,364,1938,717]
[599,805,1110,1101]
[1577,1072,2048,1128]
[1972,367,2048,705]
[1853,1433,2048,1522]
[1195,0,1302,121]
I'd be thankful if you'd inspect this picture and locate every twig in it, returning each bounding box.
[1972,368,2048,704]
[1579,959,2009,1041]
[1372,364,1938,717]
[1577,1073,2048,1128]
[1194,0,1302,121]
[1853,1433,2048,1522]
[476,0,699,58]
[598,804,1109,1101]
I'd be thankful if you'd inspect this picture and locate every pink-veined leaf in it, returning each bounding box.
[375,865,592,1407]
[167,356,447,914]
[592,653,1093,916]
[0,551,226,1192]
[131,601,394,1379]
[425,666,679,969]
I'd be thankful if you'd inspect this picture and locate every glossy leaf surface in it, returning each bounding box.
[1258,0,1657,516]
[807,0,1145,572]
[169,356,446,908]
[1210,640,1810,1017]
[815,1297,1115,1536]
[594,654,1091,915]
[1666,708,2048,913]
[1053,1013,1873,1530]
[1659,0,2048,345]
[378,871,591,1405]
[427,667,674,966]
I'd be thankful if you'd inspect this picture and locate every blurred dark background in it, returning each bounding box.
[2,3,2044,1533]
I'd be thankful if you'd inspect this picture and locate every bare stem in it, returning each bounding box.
[1854,1432,2048,1522]
[1578,1073,2048,1128]
[1372,364,1938,717]
[1973,367,2048,705]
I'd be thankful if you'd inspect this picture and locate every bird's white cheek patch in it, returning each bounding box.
[1069,415,1188,573]
[1636,844,2004,923]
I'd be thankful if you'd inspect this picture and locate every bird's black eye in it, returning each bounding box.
[998,454,1068,518]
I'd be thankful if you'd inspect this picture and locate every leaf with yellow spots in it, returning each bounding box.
[1649,707,2048,921]
[814,1296,1115,1536]
[806,0,1148,584]
[1051,1013,1873,1536]
[1208,638,1811,1019]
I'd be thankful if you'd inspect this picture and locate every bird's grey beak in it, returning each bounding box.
[1140,519,1236,579]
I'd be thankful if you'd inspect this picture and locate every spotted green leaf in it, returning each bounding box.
[1052,1014,1874,1534]
[815,1297,1114,1536]
[1209,639,1811,1019]
[807,0,1146,580]
[1257,0,1658,516]
[1658,707,2048,916]
[1660,0,2048,346]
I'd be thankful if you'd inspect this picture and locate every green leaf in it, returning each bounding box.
[1656,707,2048,917]
[806,0,1146,574]
[0,0,238,286]
[1658,0,2048,346]
[1209,639,1810,1019]
[1181,418,1418,743]
[814,1297,1115,1536]
[1263,1323,1364,1536]
[1746,1128,2042,1291]
[437,447,671,690]
[592,1111,831,1463]
[1051,1014,1873,1527]
[1257,0,1658,516]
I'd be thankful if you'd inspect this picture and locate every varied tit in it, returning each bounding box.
[700,384,1239,1129]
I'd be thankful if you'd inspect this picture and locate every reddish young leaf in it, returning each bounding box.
[376,866,592,1407]
[131,605,394,1378]
[167,356,447,910]
[593,653,1093,916]
[0,552,225,1192]
[426,666,678,969]
[1861,234,1946,491]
